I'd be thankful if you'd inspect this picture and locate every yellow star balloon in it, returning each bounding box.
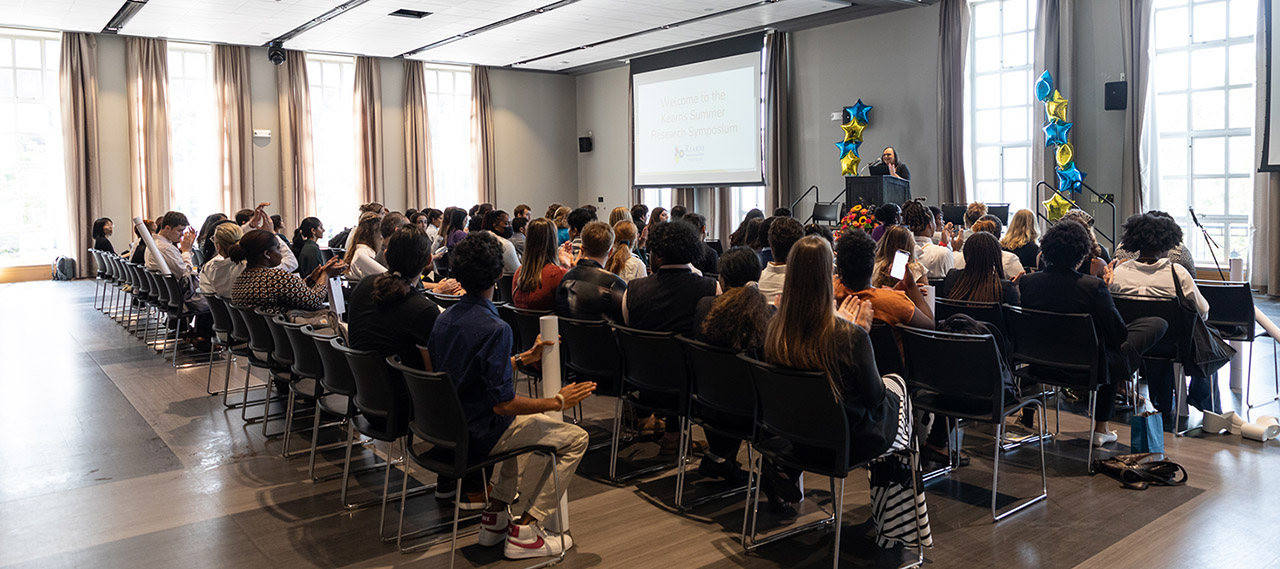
[841,119,865,143]
[1046,90,1069,123]
[841,152,861,176]
[1043,193,1073,221]
[1056,142,1074,168]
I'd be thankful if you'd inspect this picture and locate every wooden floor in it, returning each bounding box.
[2,279,1279,569]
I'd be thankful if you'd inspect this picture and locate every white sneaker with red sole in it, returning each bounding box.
[504,522,573,559]
[477,508,510,547]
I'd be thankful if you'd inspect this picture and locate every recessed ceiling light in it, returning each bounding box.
[389,8,431,19]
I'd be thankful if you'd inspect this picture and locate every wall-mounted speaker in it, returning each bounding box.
[1105,81,1127,111]
[578,137,593,152]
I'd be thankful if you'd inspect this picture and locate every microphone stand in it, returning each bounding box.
[1189,209,1226,280]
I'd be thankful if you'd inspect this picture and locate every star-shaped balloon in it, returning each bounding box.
[1056,162,1086,193]
[846,99,872,124]
[1056,142,1074,168]
[841,152,861,176]
[1035,70,1054,102]
[1044,120,1072,146]
[1046,90,1069,123]
[841,119,866,143]
[1043,193,1073,221]
[836,140,861,159]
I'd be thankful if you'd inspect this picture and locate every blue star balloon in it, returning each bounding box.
[836,140,861,159]
[846,99,873,124]
[1036,70,1054,102]
[1044,119,1072,146]
[1056,162,1086,193]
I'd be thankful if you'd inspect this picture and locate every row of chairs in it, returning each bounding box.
[89,248,208,368]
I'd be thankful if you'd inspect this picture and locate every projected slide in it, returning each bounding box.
[633,52,763,186]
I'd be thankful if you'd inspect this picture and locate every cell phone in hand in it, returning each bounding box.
[889,249,910,281]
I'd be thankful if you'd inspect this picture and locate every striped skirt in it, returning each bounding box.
[868,374,933,548]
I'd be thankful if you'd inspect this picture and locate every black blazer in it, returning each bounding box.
[1017,264,1128,359]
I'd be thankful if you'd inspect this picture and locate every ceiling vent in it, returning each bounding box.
[389,8,432,19]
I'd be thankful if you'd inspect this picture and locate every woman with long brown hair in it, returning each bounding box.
[343,212,386,280]
[762,236,931,547]
[871,225,925,288]
[606,220,647,282]
[512,218,568,310]
[942,232,1020,304]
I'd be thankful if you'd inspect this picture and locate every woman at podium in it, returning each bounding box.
[868,147,911,180]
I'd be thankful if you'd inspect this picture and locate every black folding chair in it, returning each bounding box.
[679,336,754,517]
[1112,294,1196,433]
[1197,281,1277,412]
[559,316,624,444]
[869,321,905,377]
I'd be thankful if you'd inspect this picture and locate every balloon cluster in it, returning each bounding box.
[1036,71,1085,193]
[836,100,872,176]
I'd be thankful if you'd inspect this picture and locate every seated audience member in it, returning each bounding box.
[199,221,245,298]
[1001,209,1041,271]
[509,216,528,257]
[427,231,595,560]
[1113,210,1196,275]
[870,203,901,242]
[743,217,766,252]
[555,221,626,322]
[762,236,929,548]
[901,200,954,278]
[479,209,520,273]
[757,216,805,303]
[650,207,669,225]
[544,203,564,220]
[606,221,647,282]
[954,217,1025,280]
[444,207,469,249]
[513,203,532,221]
[623,220,719,454]
[872,225,927,288]
[1018,221,1167,446]
[197,214,230,265]
[271,214,289,246]
[231,229,346,314]
[756,216,778,264]
[835,229,934,329]
[422,208,443,243]
[682,213,719,276]
[562,207,597,258]
[941,232,1020,304]
[1062,208,1112,264]
[928,205,958,250]
[375,212,409,265]
[92,217,116,254]
[347,225,439,370]
[773,207,792,217]
[237,203,299,273]
[146,211,198,278]
[1109,213,1212,417]
[234,208,255,226]
[344,213,387,280]
[962,202,988,240]
[606,206,628,228]
[804,223,834,244]
[513,218,568,311]
[692,246,767,350]
[669,204,687,220]
[130,219,157,264]
[291,217,325,278]
[728,208,764,247]
[552,206,572,245]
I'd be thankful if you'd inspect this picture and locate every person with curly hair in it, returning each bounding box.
[870,203,901,242]
[901,199,954,278]
[1113,210,1196,275]
[1110,213,1212,416]
[1018,221,1168,446]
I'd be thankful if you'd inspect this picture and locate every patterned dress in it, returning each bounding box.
[231,266,328,315]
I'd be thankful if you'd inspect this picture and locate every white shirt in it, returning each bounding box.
[1109,258,1210,319]
[498,235,521,275]
[199,254,245,298]
[276,235,298,273]
[145,234,194,277]
[345,243,386,280]
[913,236,954,278]
[757,263,788,304]
[953,249,1025,280]
[617,254,647,283]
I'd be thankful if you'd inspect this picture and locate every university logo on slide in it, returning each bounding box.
[673,145,685,163]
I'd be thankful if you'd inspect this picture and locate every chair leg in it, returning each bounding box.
[608,395,624,481]
[261,378,276,435]
[674,417,689,510]
[280,389,296,453]
[991,421,1003,519]
[830,477,844,569]
[905,447,926,569]
[1087,391,1097,474]
[341,423,357,508]
[307,400,325,479]
[740,445,756,549]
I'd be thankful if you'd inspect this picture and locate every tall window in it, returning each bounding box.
[729,186,767,225]
[423,65,476,209]
[0,29,64,267]
[640,188,673,212]
[167,42,218,220]
[308,54,356,235]
[1150,0,1256,266]
[967,0,1037,212]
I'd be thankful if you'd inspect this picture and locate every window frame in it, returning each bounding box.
[421,63,477,210]
[306,52,357,237]
[165,41,219,220]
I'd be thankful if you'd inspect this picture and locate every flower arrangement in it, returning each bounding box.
[840,203,877,234]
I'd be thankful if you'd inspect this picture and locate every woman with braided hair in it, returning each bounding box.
[900,199,954,278]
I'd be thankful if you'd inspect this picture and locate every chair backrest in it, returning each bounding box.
[281,318,323,379]
[496,274,514,305]
[118,260,135,289]
[162,274,185,311]
[261,311,294,369]
[900,325,1008,418]
[206,294,233,335]
[89,249,103,277]
[426,291,462,309]
[102,253,117,282]
[679,336,757,437]
[743,355,850,475]
[306,327,351,395]
[222,295,251,343]
[495,304,521,356]
[1004,304,1104,389]
[1195,281,1256,341]
[1112,294,1193,358]
[149,270,170,306]
[510,306,550,355]
[558,316,622,393]
[333,337,405,423]
[928,277,946,291]
[389,358,472,473]
[233,304,274,356]
[123,263,146,299]
[868,322,904,377]
[934,298,1006,333]
[614,325,688,404]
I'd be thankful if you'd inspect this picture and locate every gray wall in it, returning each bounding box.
[490,68,580,212]
[1071,0,1128,228]
[575,66,630,209]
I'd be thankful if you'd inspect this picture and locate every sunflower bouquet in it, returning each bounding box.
[840,203,877,233]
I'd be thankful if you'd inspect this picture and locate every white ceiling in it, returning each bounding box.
[0,0,866,72]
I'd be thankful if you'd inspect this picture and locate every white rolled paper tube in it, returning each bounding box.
[1229,258,1244,281]
[920,284,936,318]
[132,216,170,275]
[1256,308,1280,342]
[1240,420,1279,442]
[536,314,569,528]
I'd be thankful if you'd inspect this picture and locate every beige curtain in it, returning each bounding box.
[764,31,790,213]
[471,65,496,205]
[1251,3,1279,295]
[213,44,253,214]
[937,0,969,204]
[60,32,101,278]
[277,50,316,226]
[126,37,172,219]
[354,56,384,207]
[403,60,435,208]
[675,188,696,211]
[1033,0,1073,206]
[1119,0,1154,218]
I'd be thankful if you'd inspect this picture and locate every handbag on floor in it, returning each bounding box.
[1092,452,1187,490]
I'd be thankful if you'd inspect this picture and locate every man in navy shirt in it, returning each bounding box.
[428,230,595,560]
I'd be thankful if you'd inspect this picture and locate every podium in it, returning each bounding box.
[843,175,910,211]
